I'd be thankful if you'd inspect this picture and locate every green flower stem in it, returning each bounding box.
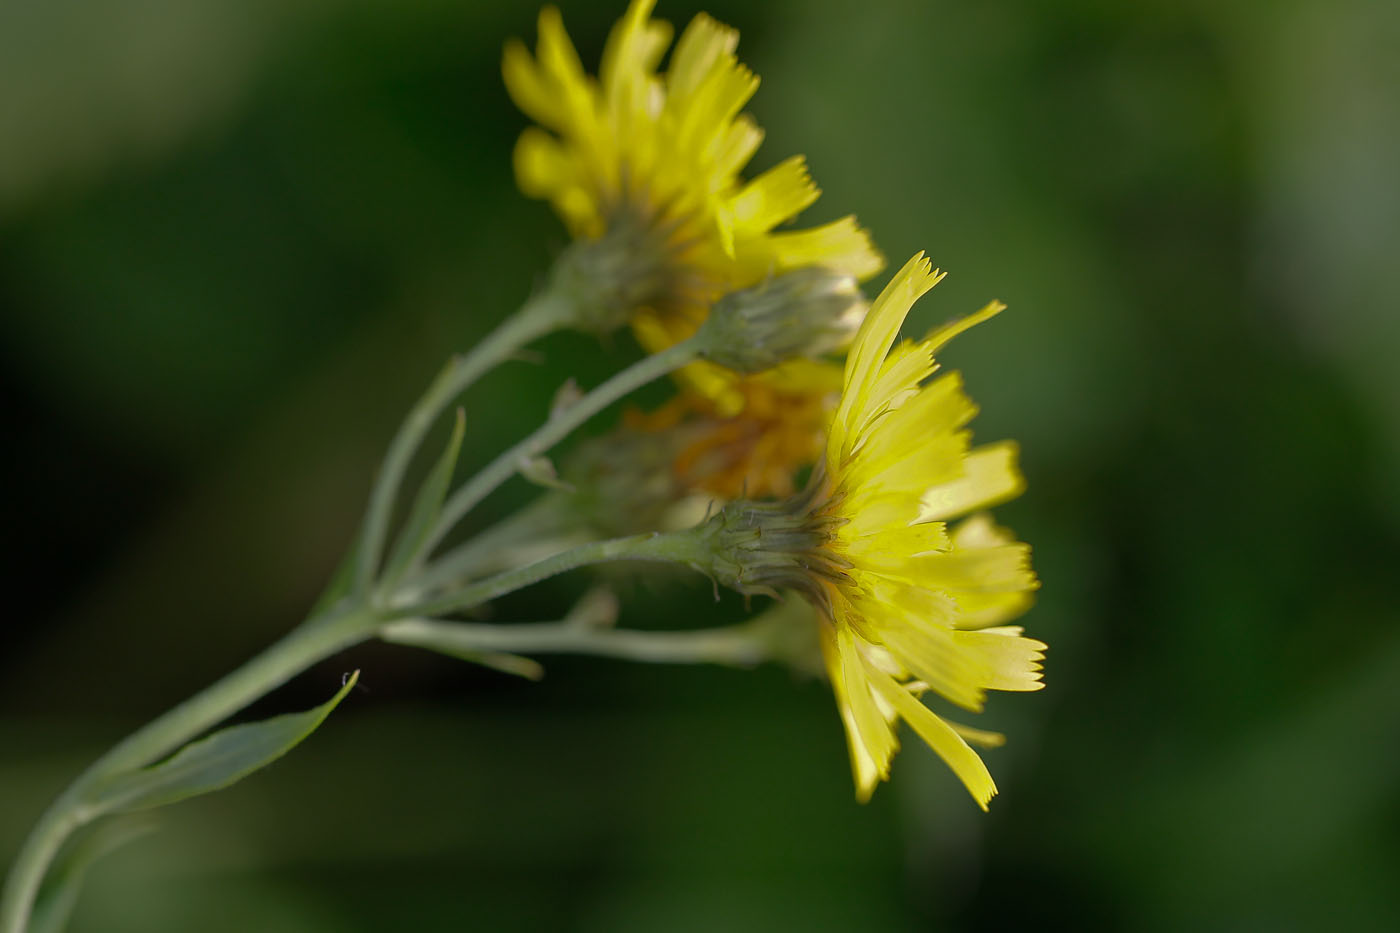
[381,617,770,667]
[411,335,703,569]
[4,291,719,932]
[353,288,573,595]
[393,528,712,619]
[0,607,378,933]
[405,492,585,599]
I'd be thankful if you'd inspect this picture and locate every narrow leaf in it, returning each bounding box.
[88,672,360,815]
[518,454,571,491]
[458,651,545,681]
[383,407,466,581]
[549,377,582,417]
[562,586,619,630]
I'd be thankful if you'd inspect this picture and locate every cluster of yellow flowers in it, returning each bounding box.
[505,0,1042,807]
[0,6,1053,922]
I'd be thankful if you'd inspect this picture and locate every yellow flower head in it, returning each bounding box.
[505,0,882,308]
[505,0,883,487]
[818,253,1043,807]
[697,254,1043,806]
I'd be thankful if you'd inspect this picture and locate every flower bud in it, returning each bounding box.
[696,268,866,373]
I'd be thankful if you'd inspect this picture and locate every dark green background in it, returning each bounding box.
[3,0,1398,930]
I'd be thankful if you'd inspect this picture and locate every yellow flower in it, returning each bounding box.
[695,253,1043,806]
[505,1,883,479]
[816,253,1043,807]
[504,0,882,306]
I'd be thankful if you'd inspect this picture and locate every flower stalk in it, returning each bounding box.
[391,529,713,618]
[409,335,705,567]
[3,306,716,933]
[381,617,770,668]
[353,288,574,595]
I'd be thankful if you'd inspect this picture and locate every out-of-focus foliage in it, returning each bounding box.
[2,1,1397,930]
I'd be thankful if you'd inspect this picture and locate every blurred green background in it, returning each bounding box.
[4,0,1399,930]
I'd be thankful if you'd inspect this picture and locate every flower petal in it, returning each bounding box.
[919,441,1026,522]
[869,666,998,810]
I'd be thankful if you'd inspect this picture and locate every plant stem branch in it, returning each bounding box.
[394,528,708,618]
[405,492,582,600]
[3,291,713,933]
[414,336,701,563]
[353,289,570,594]
[381,617,769,667]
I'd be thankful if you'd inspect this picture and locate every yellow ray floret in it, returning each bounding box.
[812,253,1043,808]
[505,1,881,282]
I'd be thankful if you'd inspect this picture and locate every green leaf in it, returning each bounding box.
[383,407,466,582]
[87,672,360,815]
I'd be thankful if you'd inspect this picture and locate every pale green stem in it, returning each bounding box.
[393,529,711,619]
[381,617,769,667]
[406,492,583,599]
[92,612,378,778]
[0,607,377,933]
[353,289,571,595]
[4,286,713,932]
[412,336,702,566]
